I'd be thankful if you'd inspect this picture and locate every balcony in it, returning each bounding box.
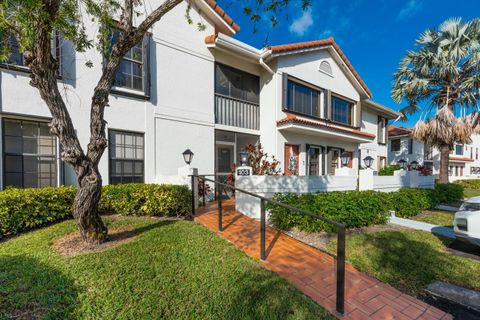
[215,94,259,131]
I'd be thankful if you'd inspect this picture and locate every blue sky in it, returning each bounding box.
[216,0,480,128]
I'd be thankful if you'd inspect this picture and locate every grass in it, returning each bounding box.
[327,230,480,296]
[0,217,332,320]
[464,188,480,199]
[413,210,455,227]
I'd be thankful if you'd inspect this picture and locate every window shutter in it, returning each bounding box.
[142,34,151,97]
[355,101,361,127]
[52,31,62,77]
[282,73,288,109]
[324,89,331,119]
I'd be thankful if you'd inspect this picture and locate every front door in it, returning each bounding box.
[327,149,340,175]
[216,144,234,174]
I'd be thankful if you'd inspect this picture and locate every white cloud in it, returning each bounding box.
[289,9,314,37]
[397,0,423,20]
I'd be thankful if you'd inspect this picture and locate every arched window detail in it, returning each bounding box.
[319,60,333,76]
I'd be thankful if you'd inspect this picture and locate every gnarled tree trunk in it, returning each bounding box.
[439,145,450,183]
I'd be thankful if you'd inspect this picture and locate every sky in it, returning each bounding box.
[215,0,480,128]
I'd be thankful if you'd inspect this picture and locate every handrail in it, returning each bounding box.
[190,174,346,316]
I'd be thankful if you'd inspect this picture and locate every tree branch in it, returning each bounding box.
[86,0,183,164]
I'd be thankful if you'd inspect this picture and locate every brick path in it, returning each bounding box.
[195,200,453,320]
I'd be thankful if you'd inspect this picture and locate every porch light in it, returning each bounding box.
[410,160,419,170]
[240,150,249,166]
[397,159,407,170]
[182,149,194,165]
[363,156,374,169]
[340,152,350,167]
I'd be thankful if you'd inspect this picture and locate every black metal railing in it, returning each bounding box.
[190,174,346,316]
[215,94,260,130]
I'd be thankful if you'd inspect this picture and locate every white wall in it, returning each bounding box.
[360,108,386,171]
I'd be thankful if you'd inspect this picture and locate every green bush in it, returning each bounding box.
[0,186,76,236]
[454,179,480,190]
[268,190,390,232]
[0,184,191,237]
[378,165,401,176]
[434,183,464,203]
[101,184,191,217]
[268,183,463,232]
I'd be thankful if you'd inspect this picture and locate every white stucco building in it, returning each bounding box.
[388,126,480,179]
[0,0,399,189]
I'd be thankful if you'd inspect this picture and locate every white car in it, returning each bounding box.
[454,197,480,247]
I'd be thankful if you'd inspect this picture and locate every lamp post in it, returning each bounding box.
[182,149,194,165]
[340,152,349,167]
[363,156,374,169]
[410,160,419,171]
[397,159,407,170]
[239,150,249,166]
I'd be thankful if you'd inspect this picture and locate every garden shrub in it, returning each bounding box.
[378,165,401,176]
[0,186,76,236]
[100,184,191,217]
[454,179,480,190]
[0,184,191,237]
[434,183,464,203]
[268,183,463,232]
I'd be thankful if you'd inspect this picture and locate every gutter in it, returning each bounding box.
[259,50,274,75]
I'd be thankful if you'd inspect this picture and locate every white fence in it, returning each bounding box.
[235,175,357,219]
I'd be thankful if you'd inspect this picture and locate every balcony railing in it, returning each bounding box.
[215,94,259,130]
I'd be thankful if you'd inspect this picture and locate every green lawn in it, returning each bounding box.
[327,230,480,296]
[464,188,480,199]
[413,210,455,227]
[0,217,332,319]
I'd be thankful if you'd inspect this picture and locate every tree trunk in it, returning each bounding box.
[73,165,107,244]
[439,145,450,183]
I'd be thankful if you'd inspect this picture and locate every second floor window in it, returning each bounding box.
[408,138,413,154]
[286,80,320,117]
[377,117,387,144]
[331,96,353,125]
[110,31,150,95]
[215,64,259,104]
[391,139,400,152]
[456,144,464,155]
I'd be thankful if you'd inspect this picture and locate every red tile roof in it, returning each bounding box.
[267,38,372,97]
[277,114,376,139]
[204,0,240,33]
[388,126,412,137]
[205,34,217,44]
[449,156,474,162]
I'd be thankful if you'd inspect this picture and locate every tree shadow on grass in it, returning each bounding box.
[0,255,78,319]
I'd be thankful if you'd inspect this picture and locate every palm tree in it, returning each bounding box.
[392,18,480,183]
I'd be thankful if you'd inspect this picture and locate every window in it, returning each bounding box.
[331,96,353,125]
[215,64,259,104]
[377,117,387,144]
[110,31,150,94]
[455,144,464,156]
[3,119,57,188]
[1,32,62,73]
[408,139,413,154]
[391,139,400,152]
[286,80,320,117]
[109,130,144,184]
[424,144,433,160]
[307,146,322,176]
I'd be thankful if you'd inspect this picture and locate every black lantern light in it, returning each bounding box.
[182,149,194,165]
[410,160,419,170]
[363,156,374,169]
[239,150,249,166]
[397,159,407,170]
[340,151,350,167]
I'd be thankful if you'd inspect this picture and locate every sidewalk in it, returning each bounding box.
[195,200,453,320]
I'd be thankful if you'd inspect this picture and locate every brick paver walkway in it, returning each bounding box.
[195,200,453,320]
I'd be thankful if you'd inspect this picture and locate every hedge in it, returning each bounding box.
[267,183,463,233]
[378,165,401,176]
[0,184,191,237]
[454,179,480,190]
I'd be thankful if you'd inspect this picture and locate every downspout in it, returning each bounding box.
[259,50,274,75]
